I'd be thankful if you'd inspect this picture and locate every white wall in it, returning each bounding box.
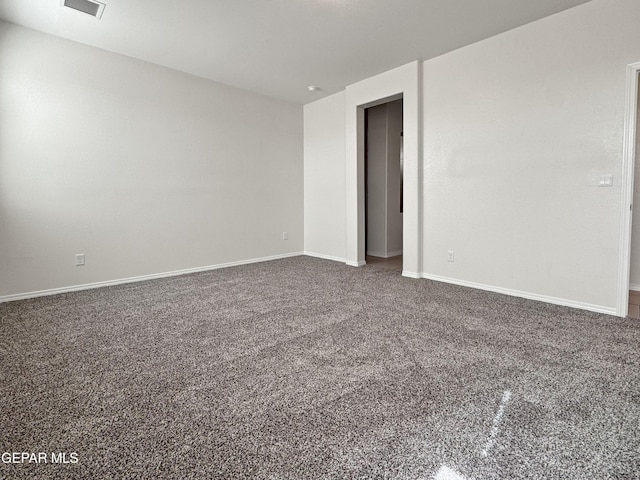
[421,0,640,313]
[630,80,640,290]
[303,92,346,261]
[0,21,303,298]
[304,0,640,314]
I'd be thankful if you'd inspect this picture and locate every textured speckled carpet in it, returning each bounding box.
[1,256,639,479]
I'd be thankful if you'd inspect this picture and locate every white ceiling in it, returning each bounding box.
[0,0,591,104]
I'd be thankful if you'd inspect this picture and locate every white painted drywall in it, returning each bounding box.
[0,21,303,298]
[303,92,346,262]
[630,78,640,290]
[421,0,640,312]
[304,0,640,314]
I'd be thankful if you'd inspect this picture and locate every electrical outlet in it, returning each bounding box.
[447,251,455,262]
[598,174,613,187]
[282,232,288,240]
[75,254,86,266]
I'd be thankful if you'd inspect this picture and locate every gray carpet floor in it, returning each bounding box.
[1,256,639,479]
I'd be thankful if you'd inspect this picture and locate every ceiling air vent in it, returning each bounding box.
[60,0,106,19]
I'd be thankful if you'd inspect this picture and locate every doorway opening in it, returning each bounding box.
[627,70,640,317]
[364,98,403,273]
[345,61,421,275]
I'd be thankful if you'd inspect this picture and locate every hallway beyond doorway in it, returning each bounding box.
[366,255,402,273]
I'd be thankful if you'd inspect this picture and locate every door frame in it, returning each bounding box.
[617,61,640,317]
[345,61,422,277]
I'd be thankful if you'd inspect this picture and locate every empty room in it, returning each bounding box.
[1,0,639,479]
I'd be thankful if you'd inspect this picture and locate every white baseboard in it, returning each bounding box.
[420,273,617,316]
[303,251,364,267]
[303,251,347,263]
[2,252,617,317]
[346,260,366,267]
[630,284,640,292]
[402,271,421,279]
[0,252,304,304]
